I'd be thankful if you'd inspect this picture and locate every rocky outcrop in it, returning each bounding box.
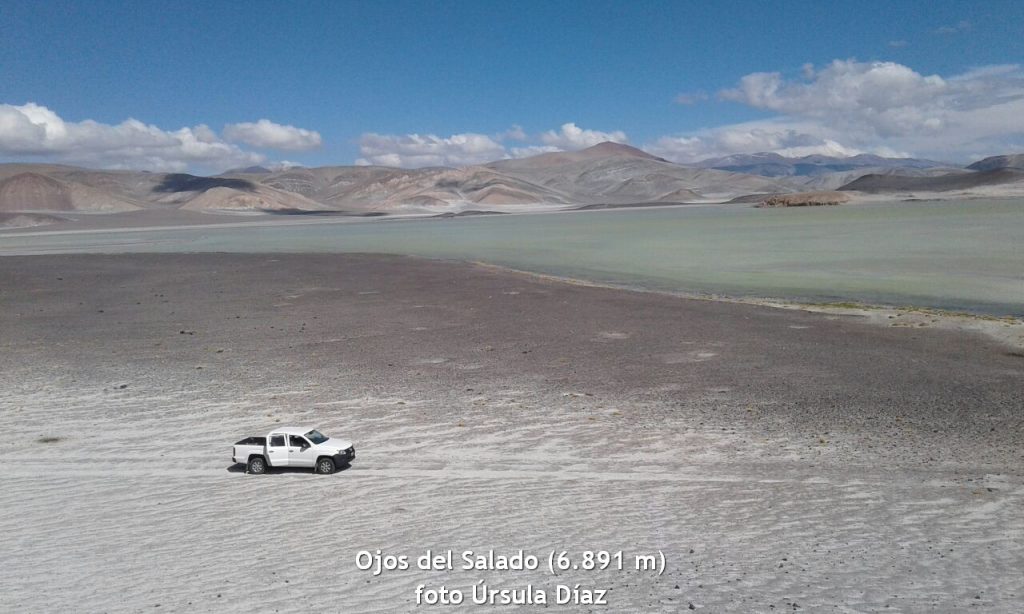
[757,191,851,207]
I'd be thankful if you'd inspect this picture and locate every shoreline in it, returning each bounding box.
[4,189,1018,238]
[3,196,1022,335]
[0,199,739,237]
[2,234,1022,348]
[470,260,1024,351]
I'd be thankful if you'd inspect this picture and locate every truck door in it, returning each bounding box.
[289,435,315,468]
[267,433,288,467]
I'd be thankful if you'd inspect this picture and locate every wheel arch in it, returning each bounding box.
[315,455,336,474]
[248,453,267,464]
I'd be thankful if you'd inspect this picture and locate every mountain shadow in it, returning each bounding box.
[153,174,256,193]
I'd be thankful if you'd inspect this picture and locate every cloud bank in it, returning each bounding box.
[4,58,1022,171]
[223,119,321,151]
[0,103,321,172]
[355,132,508,167]
[652,59,1024,163]
[356,122,629,168]
[358,59,1024,167]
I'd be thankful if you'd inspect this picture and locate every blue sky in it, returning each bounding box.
[1,0,1022,171]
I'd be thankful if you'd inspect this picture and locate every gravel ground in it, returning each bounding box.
[1,253,1021,612]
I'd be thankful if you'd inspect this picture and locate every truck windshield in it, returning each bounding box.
[305,429,329,444]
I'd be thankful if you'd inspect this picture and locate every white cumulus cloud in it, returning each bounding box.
[0,102,314,172]
[356,123,629,168]
[499,125,528,141]
[646,121,879,164]
[540,122,628,150]
[223,119,322,151]
[654,59,1024,162]
[719,60,950,137]
[356,132,508,167]
[509,145,563,158]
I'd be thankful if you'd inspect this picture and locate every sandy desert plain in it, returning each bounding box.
[1,196,1024,613]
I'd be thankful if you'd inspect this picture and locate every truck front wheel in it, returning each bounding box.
[247,456,268,474]
[316,457,335,475]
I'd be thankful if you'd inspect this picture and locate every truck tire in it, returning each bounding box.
[247,456,268,474]
[316,457,335,475]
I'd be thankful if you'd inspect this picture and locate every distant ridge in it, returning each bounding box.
[690,152,954,177]
[839,168,1024,193]
[967,154,1024,172]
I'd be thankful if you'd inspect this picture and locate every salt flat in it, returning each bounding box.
[1,254,1022,612]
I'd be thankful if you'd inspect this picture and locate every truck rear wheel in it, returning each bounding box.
[247,456,268,474]
[316,457,335,475]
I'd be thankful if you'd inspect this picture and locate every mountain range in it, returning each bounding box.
[2,143,1023,226]
[688,152,954,176]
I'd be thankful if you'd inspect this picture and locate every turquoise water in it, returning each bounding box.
[2,199,1023,315]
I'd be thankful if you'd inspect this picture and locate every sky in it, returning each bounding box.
[1,0,1023,172]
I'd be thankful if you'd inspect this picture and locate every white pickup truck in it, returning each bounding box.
[232,426,355,474]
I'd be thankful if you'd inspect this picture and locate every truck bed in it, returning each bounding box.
[235,436,266,446]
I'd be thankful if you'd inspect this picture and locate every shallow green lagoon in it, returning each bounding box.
[2,199,1023,315]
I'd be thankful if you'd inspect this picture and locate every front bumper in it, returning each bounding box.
[333,447,355,464]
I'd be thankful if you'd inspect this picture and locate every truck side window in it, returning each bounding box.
[289,435,307,448]
[269,434,285,447]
